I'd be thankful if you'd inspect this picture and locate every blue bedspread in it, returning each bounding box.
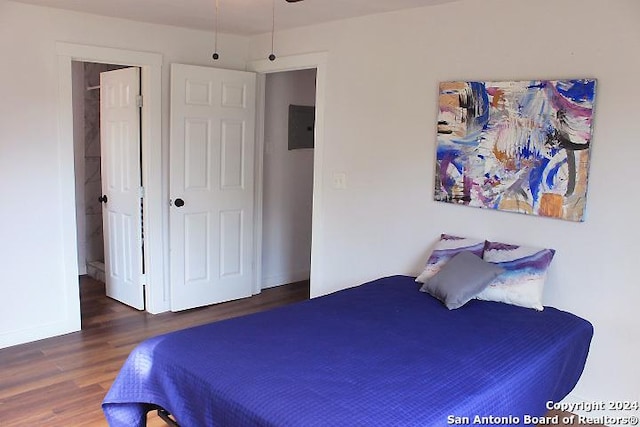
[103,275,593,426]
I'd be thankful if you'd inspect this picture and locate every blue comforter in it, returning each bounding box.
[103,275,593,426]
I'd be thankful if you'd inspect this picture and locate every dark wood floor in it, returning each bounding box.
[0,276,599,427]
[0,276,309,426]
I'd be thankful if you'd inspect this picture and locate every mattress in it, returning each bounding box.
[103,275,593,426]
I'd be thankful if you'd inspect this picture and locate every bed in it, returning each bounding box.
[102,275,593,426]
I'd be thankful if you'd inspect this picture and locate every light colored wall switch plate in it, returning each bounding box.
[332,172,347,189]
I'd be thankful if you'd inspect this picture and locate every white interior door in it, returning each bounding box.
[100,67,144,310]
[170,64,256,311]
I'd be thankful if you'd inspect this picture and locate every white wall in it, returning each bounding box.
[262,69,316,288]
[249,0,640,407]
[0,0,250,348]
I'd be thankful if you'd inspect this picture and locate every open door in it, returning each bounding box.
[169,64,256,311]
[99,67,144,310]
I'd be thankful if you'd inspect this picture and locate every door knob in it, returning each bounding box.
[98,195,108,204]
[174,198,185,207]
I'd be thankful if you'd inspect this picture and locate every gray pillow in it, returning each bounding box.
[419,251,505,310]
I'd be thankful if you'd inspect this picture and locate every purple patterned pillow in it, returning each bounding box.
[415,234,485,283]
[476,241,556,311]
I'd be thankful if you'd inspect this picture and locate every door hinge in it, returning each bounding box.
[139,186,145,198]
[136,95,143,108]
[140,273,146,286]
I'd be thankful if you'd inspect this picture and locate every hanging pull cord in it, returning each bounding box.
[212,0,220,60]
[269,0,276,61]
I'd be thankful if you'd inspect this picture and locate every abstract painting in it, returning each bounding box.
[434,79,597,222]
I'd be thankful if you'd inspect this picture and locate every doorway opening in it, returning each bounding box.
[72,60,146,322]
[260,69,316,292]
[72,61,131,283]
[57,43,165,336]
[249,51,328,298]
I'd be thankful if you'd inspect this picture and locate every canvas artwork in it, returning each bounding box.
[434,79,597,222]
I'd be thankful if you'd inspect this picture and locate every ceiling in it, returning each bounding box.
[11,0,461,36]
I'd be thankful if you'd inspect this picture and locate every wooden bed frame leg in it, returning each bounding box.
[157,408,180,427]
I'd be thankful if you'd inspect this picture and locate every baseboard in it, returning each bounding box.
[0,319,80,350]
[262,270,310,289]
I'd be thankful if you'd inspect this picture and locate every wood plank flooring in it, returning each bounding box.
[0,276,600,426]
[0,276,309,426]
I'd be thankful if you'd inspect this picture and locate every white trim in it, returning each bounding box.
[71,60,87,276]
[247,52,328,298]
[249,52,328,74]
[55,43,169,318]
[252,73,267,295]
[56,43,162,68]
[54,53,82,340]
[0,319,81,348]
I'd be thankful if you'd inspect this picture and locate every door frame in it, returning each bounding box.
[56,42,168,318]
[248,52,328,298]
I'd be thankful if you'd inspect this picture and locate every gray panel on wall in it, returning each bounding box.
[288,105,315,150]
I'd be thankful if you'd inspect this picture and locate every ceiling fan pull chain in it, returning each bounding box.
[269,0,276,61]
[212,0,220,60]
